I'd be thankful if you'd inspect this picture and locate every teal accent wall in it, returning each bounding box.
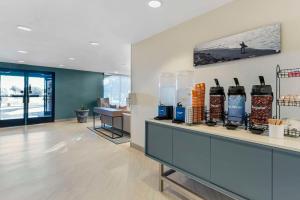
[0,62,104,119]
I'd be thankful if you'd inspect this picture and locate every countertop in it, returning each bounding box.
[146,119,300,153]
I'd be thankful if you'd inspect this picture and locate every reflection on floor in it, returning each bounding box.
[0,104,50,120]
[0,121,231,200]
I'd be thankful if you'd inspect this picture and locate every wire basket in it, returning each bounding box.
[277,99,300,107]
[278,68,300,78]
[284,128,300,138]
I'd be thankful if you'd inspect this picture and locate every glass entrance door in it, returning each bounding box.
[0,71,25,126]
[27,72,54,124]
[0,69,54,127]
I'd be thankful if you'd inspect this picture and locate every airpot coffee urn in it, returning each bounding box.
[207,79,225,126]
[226,78,247,129]
[250,76,273,134]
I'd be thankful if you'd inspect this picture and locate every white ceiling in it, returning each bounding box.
[0,0,232,75]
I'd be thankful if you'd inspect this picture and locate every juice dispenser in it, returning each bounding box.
[250,76,273,134]
[173,71,194,123]
[226,78,246,129]
[207,79,225,126]
[154,72,176,120]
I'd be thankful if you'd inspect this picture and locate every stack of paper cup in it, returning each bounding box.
[192,83,206,124]
[185,106,193,125]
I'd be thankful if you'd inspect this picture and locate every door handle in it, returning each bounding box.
[23,96,29,104]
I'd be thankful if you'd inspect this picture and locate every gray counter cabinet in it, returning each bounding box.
[146,123,173,164]
[211,138,272,200]
[173,129,211,181]
[145,121,300,200]
[273,150,300,200]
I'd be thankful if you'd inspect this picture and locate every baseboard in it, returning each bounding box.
[55,118,77,122]
[55,116,94,122]
[130,142,145,152]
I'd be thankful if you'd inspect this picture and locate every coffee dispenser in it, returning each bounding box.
[226,78,246,129]
[207,79,225,126]
[250,76,273,133]
[154,73,176,120]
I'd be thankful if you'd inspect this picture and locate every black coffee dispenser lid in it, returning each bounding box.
[210,79,225,95]
[228,78,246,96]
[251,76,273,96]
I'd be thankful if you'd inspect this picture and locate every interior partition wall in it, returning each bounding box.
[0,68,55,127]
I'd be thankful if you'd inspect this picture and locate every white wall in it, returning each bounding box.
[131,0,300,147]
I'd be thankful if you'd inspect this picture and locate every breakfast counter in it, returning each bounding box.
[145,119,300,200]
[146,119,300,153]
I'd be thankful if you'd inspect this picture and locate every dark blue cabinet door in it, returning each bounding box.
[146,123,173,164]
[273,150,300,200]
[211,138,272,200]
[173,129,210,181]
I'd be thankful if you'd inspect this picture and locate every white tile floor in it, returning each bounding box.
[0,121,231,200]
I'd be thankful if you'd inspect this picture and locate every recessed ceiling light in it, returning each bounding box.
[17,60,25,63]
[89,42,99,46]
[148,0,162,8]
[68,57,75,61]
[17,50,28,54]
[17,25,32,32]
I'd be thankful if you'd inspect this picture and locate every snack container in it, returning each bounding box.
[269,124,285,139]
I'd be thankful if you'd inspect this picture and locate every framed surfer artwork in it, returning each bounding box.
[194,24,281,67]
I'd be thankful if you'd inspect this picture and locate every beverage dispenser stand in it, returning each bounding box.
[276,64,300,137]
[249,76,273,134]
[226,78,248,130]
[206,79,226,126]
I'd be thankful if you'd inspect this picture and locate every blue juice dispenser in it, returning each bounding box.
[154,73,176,120]
[173,71,194,123]
[226,78,247,129]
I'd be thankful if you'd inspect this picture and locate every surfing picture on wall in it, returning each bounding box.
[194,24,281,67]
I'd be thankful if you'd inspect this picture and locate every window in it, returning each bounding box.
[103,75,131,107]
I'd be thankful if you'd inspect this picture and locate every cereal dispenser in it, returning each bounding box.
[250,76,273,134]
[226,78,246,129]
[154,73,176,120]
[173,71,194,123]
[207,79,225,126]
